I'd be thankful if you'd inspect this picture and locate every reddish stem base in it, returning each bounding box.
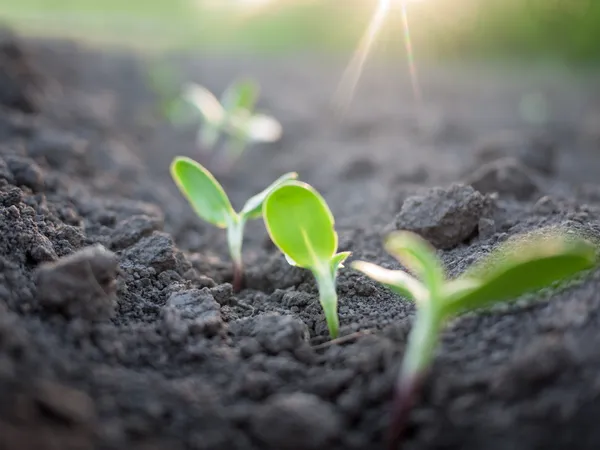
[232,262,243,293]
[387,373,424,450]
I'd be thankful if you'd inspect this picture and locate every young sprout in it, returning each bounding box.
[262,181,351,338]
[183,78,282,167]
[352,229,596,449]
[171,156,297,291]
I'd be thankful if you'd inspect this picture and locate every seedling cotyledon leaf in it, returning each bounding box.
[171,156,297,291]
[352,229,596,449]
[263,181,350,338]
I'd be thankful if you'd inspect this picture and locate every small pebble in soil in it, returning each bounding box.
[463,157,540,200]
[230,314,310,355]
[250,392,341,450]
[533,195,559,214]
[165,288,223,337]
[121,232,178,273]
[35,244,118,320]
[166,288,220,320]
[6,155,46,192]
[33,379,97,425]
[29,233,58,263]
[109,214,164,250]
[209,283,233,306]
[183,268,217,288]
[390,183,485,249]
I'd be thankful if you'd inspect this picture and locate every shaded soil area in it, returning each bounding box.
[2,28,600,450]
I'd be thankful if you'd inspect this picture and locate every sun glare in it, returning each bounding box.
[333,0,423,115]
[200,0,424,116]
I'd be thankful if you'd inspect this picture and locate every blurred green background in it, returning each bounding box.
[1,0,599,63]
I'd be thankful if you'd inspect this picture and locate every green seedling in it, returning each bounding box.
[171,156,297,291]
[183,79,282,167]
[262,181,351,339]
[352,229,596,449]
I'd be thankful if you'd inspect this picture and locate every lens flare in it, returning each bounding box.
[203,0,425,117]
[333,0,423,116]
[332,0,392,115]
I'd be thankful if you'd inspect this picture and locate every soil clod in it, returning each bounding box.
[474,132,558,176]
[109,214,164,250]
[463,157,540,200]
[35,244,118,320]
[250,392,341,450]
[390,184,486,249]
[230,314,310,354]
[0,30,599,450]
[122,232,180,274]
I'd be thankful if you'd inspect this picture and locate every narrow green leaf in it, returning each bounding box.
[444,232,596,316]
[221,79,259,115]
[240,172,298,220]
[384,231,446,293]
[330,251,351,277]
[170,157,236,228]
[263,181,337,269]
[351,261,427,303]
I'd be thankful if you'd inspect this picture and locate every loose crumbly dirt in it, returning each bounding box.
[2,28,600,450]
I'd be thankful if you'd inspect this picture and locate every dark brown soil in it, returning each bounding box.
[2,28,600,450]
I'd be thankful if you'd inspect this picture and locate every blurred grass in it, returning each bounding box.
[0,0,599,63]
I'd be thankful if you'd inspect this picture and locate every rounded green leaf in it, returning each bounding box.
[170,157,236,228]
[263,181,337,270]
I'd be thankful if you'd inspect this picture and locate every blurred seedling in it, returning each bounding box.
[183,78,282,170]
[352,229,596,449]
[171,156,297,291]
[145,62,197,126]
[262,181,351,338]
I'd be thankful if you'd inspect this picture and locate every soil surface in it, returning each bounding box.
[2,28,600,450]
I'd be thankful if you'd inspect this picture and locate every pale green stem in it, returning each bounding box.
[226,216,246,291]
[399,299,443,389]
[388,297,444,448]
[314,268,340,339]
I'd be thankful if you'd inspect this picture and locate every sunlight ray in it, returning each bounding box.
[332,0,392,116]
[332,0,424,117]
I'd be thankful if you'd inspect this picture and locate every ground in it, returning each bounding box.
[2,29,600,450]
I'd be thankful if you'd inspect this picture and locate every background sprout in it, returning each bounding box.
[171,156,297,291]
[183,78,282,167]
[352,229,596,449]
[262,181,351,338]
